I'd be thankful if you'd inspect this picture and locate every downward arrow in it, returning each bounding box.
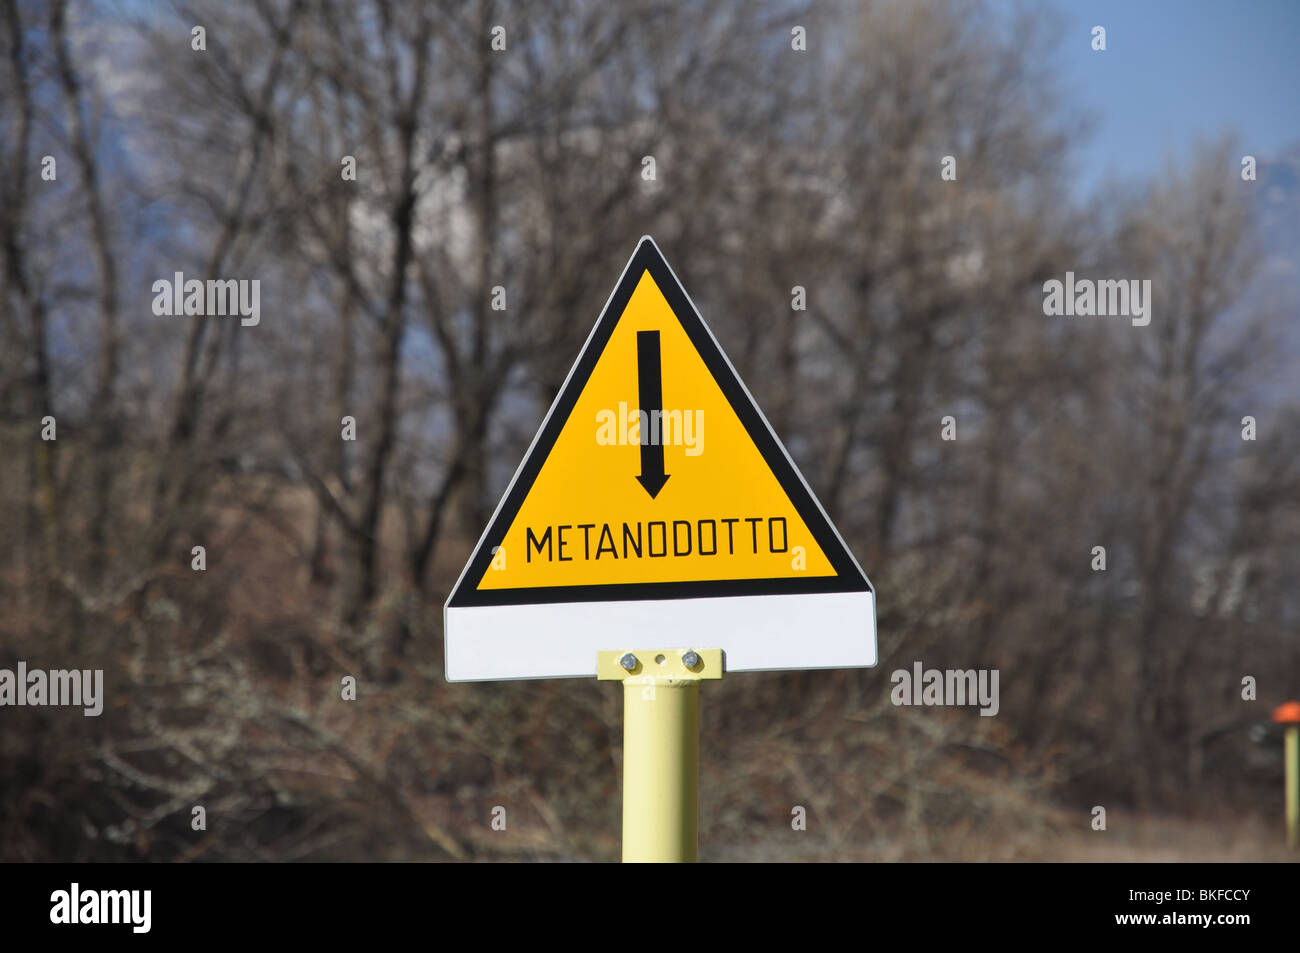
[636,330,669,499]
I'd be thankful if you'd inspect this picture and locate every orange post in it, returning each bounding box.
[1273,701,1300,849]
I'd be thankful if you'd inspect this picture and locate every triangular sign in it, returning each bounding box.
[445,237,875,680]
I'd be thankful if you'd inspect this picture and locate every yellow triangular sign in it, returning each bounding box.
[445,238,874,680]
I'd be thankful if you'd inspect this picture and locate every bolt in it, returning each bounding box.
[682,650,700,669]
[619,653,638,672]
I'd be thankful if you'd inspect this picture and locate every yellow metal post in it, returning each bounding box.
[1286,725,1299,850]
[598,648,723,862]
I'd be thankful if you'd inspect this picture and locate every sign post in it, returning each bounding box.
[597,648,722,862]
[445,237,876,860]
[1274,701,1300,849]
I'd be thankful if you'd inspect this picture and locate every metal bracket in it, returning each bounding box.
[597,648,724,682]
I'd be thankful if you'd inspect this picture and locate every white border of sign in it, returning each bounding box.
[445,591,876,681]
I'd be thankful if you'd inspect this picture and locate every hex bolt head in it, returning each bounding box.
[681,650,701,669]
[619,653,638,672]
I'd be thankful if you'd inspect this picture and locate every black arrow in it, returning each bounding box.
[635,330,669,499]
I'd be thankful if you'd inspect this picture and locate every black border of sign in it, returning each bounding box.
[446,237,872,608]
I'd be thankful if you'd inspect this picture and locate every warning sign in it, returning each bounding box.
[445,237,875,680]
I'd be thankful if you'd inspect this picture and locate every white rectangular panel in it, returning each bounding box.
[444,590,876,681]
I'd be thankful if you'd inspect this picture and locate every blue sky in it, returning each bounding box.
[1024,0,1300,192]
